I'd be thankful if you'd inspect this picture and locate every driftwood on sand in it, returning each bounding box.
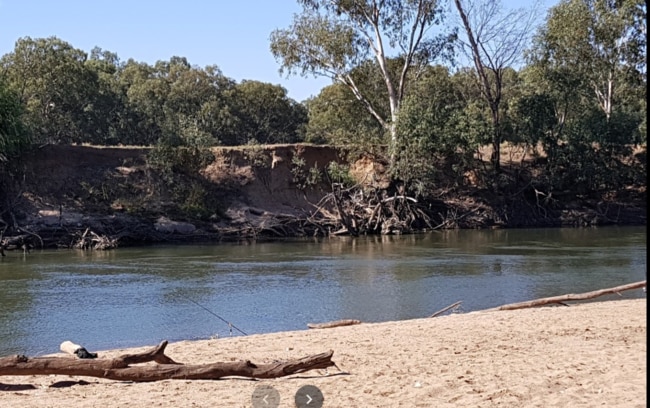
[485,280,646,312]
[429,301,463,318]
[0,340,336,382]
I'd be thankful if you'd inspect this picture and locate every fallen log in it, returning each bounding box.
[307,319,362,329]
[485,280,646,312]
[0,340,336,382]
[429,301,463,318]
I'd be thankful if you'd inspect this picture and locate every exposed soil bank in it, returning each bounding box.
[0,144,646,250]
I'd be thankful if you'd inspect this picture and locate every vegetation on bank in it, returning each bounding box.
[0,0,646,248]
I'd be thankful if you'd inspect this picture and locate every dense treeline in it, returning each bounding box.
[1,0,646,202]
[0,40,307,148]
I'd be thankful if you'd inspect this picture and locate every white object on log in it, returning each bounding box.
[60,341,82,355]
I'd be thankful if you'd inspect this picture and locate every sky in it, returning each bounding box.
[0,1,553,103]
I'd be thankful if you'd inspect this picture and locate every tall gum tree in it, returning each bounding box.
[452,0,541,174]
[530,0,646,122]
[270,0,456,164]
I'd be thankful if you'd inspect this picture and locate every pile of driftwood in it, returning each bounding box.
[308,184,435,236]
[1,234,31,256]
[217,185,440,240]
[73,228,118,250]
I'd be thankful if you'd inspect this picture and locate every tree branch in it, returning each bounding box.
[485,280,646,312]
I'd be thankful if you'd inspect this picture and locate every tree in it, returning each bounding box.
[119,58,239,146]
[119,59,167,145]
[530,0,646,121]
[0,37,99,144]
[84,47,127,145]
[521,0,646,193]
[232,81,307,145]
[303,58,407,146]
[0,80,30,162]
[394,65,475,193]
[452,0,541,173]
[270,0,456,164]
[161,60,239,147]
[304,82,384,145]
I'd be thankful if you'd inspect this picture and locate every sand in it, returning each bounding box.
[0,299,645,407]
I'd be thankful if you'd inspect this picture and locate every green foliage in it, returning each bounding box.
[0,37,100,144]
[392,66,479,193]
[79,180,113,203]
[291,155,322,190]
[270,9,364,78]
[304,83,384,145]
[232,81,307,144]
[529,0,646,119]
[147,143,214,179]
[242,141,272,168]
[540,107,642,194]
[145,142,223,220]
[121,59,241,146]
[326,161,355,187]
[510,93,558,147]
[179,181,220,220]
[0,81,31,162]
[271,0,457,164]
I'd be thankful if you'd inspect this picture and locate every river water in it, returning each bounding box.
[0,226,646,357]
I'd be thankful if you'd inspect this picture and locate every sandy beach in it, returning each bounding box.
[0,298,645,407]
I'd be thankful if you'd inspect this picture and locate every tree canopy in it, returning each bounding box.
[270,0,457,161]
[0,0,645,200]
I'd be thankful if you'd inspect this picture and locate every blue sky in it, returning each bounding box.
[0,1,552,102]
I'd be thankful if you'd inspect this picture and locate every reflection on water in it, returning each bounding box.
[0,227,645,356]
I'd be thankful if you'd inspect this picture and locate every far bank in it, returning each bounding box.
[0,143,646,251]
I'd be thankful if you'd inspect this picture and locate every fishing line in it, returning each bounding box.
[185,297,248,336]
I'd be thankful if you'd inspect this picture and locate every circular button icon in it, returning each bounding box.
[252,384,280,408]
[294,385,324,408]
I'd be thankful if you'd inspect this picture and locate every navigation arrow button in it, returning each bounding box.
[295,385,323,408]
[252,384,280,408]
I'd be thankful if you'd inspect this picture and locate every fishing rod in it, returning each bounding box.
[185,297,248,336]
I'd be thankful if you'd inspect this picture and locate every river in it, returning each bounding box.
[0,226,645,357]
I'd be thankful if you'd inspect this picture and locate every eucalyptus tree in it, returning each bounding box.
[231,80,307,145]
[521,0,646,192]
[84,47,126,144]
[530,0,646,121]
[270,0,456,164]
[162,60,240,147]
[305,82,384,145]
[119,59,166,145]
[0,80,30,162]
[0,36,99,144]
[118,57,237,146]
[304,58,403,146]
[394,65,474,192]
[452,0,541,173]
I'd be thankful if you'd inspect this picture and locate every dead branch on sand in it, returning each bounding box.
[485,280,646,312]
[429,301,463,317]
[0,340,336,382]
[307,319,362,329]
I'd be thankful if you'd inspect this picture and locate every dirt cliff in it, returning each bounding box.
[0,144,645,251]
